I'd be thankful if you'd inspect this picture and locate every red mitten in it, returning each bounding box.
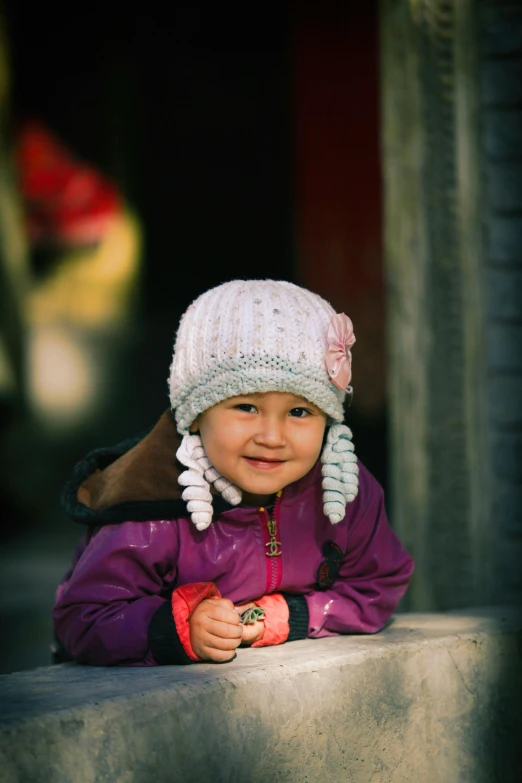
[172,582,222,661]
[251,593,289,647]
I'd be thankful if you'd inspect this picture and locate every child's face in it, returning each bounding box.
[192,391,327,506]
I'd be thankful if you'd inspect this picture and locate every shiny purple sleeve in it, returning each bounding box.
[53,520,179,666]
[305,468,414,637]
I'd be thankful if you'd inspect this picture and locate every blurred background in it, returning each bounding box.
[0,2,386,671]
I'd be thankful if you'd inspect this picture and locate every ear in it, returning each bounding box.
[189,416,200,434]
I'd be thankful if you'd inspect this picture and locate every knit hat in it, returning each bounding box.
[168,279,359,528]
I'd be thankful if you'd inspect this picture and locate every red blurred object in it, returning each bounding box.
[15,120,122,248]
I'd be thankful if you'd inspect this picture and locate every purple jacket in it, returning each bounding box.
[53,412,414,666]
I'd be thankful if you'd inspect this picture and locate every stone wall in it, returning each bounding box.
[1,608,521,783]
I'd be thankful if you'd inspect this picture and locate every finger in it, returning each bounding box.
[202,647,237,664]
[205,619,243,641]
[240,626,256,644]
[210,598,237,612]
[206,604,242,626]
[234,602,255,614]
[192,630,239,657]
[241,620,264,644]
[204,633,242,652]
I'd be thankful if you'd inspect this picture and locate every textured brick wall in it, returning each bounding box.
[479,0,522,603]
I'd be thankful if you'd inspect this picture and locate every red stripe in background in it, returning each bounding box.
[292,1,385,414]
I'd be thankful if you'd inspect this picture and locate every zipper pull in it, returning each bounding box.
[260,491,283,558]
[265,518,282,557]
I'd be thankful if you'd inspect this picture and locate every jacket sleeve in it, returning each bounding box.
[292,468,414,640]
[53,520,192,666]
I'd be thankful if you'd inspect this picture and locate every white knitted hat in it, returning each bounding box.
[168,279,359,528]
[169,279,347,433]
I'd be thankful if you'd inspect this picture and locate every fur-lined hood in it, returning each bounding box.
[61,410,231,526]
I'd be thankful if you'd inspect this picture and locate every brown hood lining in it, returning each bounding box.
[78,410,185,511]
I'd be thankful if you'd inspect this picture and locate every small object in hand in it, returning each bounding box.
[240,606,265,624]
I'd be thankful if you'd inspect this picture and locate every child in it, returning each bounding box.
[53,279,414,666]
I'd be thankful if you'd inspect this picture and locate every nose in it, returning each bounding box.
[253,415,287,448]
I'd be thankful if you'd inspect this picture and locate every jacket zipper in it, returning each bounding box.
[258,490,283,594]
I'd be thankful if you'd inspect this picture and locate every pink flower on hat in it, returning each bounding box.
[325,313,355,391]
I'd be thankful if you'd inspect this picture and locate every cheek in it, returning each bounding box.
[294,425,326,462]
[199,422,241,466]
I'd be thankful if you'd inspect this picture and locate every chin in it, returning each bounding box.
[241,481,282,496]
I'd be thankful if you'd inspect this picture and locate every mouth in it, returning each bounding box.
[243,456,286,471]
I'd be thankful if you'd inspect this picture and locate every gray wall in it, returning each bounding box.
[381,0,522,610]
[479,0,522,604]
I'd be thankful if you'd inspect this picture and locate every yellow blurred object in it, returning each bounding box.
[27,325,97,424]
[28,208,141,329]
[24,206,142,427]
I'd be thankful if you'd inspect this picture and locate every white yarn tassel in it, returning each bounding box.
[189,440,242,506]
[176,434,213,530]
[321,424,359,524]
[176,433,242,530]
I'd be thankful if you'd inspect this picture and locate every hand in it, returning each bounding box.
[189,598,243,662]
[235,602,265,646]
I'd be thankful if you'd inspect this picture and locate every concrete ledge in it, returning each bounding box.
[1,607,521,783]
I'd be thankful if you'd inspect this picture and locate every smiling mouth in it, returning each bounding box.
[243,456,285,470]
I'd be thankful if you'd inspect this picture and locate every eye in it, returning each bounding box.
[235,403,257,413]
[289,407,311,418]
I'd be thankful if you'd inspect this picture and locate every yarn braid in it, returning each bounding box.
[321,424,359,523]
[176,433,242,530]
